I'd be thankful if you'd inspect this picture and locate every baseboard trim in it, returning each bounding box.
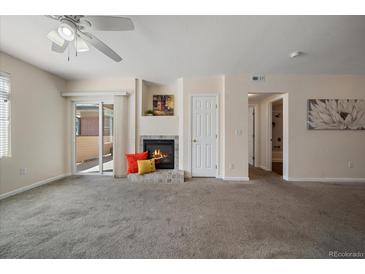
[0,173,71,200]
[223,176,250,182]
[259,165,271,171]
[286,177,365,183]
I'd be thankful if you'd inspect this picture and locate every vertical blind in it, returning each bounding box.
[0,72,10,158]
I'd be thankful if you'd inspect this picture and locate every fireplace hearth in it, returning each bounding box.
[143,139,175,169]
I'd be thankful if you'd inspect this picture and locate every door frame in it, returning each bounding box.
[189,94,219,178]
[267,93,289,179]
[71,99,113,176]
[248,104,258,167]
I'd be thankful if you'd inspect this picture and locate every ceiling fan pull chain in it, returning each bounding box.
[75,36,78,57]
[67,45,70,62]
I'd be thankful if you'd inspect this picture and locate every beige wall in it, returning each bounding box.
[223,75,248,179]
[66,77,136,93]
[0,52,68,195]
[137,80,179,140]
[182,74,365,181]
[141,81,178,115]
[242,75,365,180]
[2,50,364,194]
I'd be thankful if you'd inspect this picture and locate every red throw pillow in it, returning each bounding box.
[125,151,148,174]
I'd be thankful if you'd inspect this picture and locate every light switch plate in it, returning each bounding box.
[19,168,28,176]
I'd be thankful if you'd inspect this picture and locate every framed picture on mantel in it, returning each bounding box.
[153,95,174,116]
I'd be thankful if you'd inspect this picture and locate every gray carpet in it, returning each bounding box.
[0,168,364,258]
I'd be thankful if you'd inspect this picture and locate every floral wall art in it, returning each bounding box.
[307,99,365,130]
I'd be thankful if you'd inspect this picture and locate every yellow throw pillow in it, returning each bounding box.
[137,159,156,175]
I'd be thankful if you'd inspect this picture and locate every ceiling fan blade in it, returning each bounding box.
[45,15,62,21]
[51,41,69,53]
[80,16,134,31]
[78,31,122,62]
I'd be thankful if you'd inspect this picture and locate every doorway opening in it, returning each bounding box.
[271,99,283,175]
[247,93,288,180]
[74,102,114,175]
[248,105,256,167]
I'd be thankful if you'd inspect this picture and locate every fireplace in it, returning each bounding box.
[143,139,175,169]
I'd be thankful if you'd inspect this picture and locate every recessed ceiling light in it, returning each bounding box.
[289,51,303,58]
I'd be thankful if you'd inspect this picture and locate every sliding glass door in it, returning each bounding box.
[74,102,114,175]
[102,104,114,173]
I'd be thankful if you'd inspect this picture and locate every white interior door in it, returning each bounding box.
[191,96,217,177]
[248,106,255,166]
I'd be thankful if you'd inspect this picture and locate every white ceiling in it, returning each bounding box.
[1,15,365,84]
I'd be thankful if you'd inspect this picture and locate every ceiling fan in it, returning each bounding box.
[46,15,134,62]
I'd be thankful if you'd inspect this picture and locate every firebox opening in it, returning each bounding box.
[143,139,175,169]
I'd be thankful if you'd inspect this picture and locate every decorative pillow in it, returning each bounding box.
[137,159,156,175]
[125,151,148,174]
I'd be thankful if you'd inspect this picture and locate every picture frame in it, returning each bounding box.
[153,95,174,116]
[307,99,365,130]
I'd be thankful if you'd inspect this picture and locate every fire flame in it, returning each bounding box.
[152,149,168,160]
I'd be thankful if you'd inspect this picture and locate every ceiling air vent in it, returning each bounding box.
[251,75,265,82]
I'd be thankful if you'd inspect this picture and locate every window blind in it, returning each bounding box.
[0,72,10,158]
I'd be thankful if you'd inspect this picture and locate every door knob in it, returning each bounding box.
[192,139,197,143]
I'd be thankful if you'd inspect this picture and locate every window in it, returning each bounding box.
[0,72,10,158]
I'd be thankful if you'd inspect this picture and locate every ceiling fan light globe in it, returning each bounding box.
[62,27,72,36]
[58,21,75,41]
[76,38,89,52]
[47,30,65,47]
